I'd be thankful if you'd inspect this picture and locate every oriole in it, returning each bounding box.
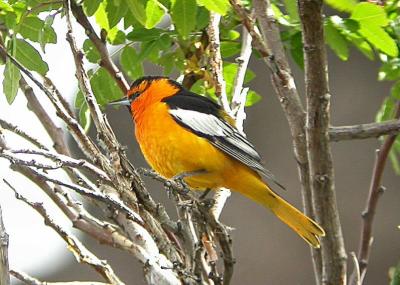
[110,76,325,247]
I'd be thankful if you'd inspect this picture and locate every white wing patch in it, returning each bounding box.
[168,107,285,190]
[169,109,225,136]
[169,108,261,164]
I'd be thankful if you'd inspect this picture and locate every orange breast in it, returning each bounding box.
[133,102,233,189]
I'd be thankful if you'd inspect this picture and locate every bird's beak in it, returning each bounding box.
[108,96,131,107]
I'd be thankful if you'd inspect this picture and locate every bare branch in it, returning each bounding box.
[229,0,270,58]
[0,203,10,285]
[350,252,361,285]
[230,27,252,117]
[298,0,347,284]
[69,0,129,93]
[8,148,110,182]
[3,180,124,285]
[65,1,120,155]
[350,103,400,284]
[0,43,104,162]
[207,12,230,112]
[237,0,323,281]
[140,169,234,285]
[0,118,48,150]
[10,167,142,223]
[329,120,400,141]
[11,269,110,285]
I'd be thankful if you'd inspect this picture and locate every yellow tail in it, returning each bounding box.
[226,169,325,248]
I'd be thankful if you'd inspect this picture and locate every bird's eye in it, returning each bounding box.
[130,91,141,101]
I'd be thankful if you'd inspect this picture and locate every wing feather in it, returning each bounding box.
[162,88,285,189]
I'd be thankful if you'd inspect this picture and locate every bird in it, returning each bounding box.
[110,76,325,248]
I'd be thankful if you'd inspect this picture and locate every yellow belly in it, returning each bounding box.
[134,103,232,190]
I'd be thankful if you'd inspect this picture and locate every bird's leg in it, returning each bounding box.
[172,169,208,193]
[199,188,212,200]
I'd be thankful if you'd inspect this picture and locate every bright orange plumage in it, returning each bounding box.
[112,76,325,247]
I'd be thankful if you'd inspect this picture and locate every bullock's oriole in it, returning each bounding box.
[110,76,325,247]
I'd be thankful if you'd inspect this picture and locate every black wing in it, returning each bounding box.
[163,89,285,190]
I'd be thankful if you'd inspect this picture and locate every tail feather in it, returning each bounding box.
[228,173,325,248]
[266,192,325,248]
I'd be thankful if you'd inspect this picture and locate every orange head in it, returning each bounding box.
[109,76,180,119]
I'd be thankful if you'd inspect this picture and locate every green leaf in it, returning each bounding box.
[325,20,349,60]
[223,62,255,100]
[95,3,126,45]
[378,59,400,81]
[120,46,144,80]
[15,39,49,75]
[137,40,160,62]
[358,25,398,57]
[78,100,91,133]
[391,81,400,99]
[245,90,262,107]
[289,31,304,69]
[196,7,210,30]
[349,3,398,57]
[83,39,101,63]
[329,16,374,60]
[389,149,400,175]
[196,0,230,15]
[107,28,126,45]
[18,16,56,45]
[127,28,165,41]
[376,97,395,122]
[389,261,400,284]
[351,2,388,27]
[105,0,127,28]
[145,0,165,29]
[282,0,299,21]
[158,51,176,75]
[171,0,197,39]
[124,0,147,26]
[90,68,124,106]
[83,0,102,16]
[221,41,241,58]
[325,0,358,13]
[3,59,21,104]
[39,14,57,52]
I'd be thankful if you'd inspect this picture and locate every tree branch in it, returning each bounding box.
[0,118,48,150]
[246,0,323,281]
[69,0,129,93]
[329,120,400,141]
[207,12,230,112]
[0,203,10,285]
[298,1,347,285]
[350,102,400,285]
[3,180,124,285]
[11,270,109,285]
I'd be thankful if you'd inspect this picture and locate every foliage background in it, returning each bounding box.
[1,0,400,284]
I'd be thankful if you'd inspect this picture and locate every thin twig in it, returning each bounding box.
[9,166,142,223]
[207,12,230,112]
[0,42,103,162]
[0,118,48,150]
[350,252,361,285]
[0,203,10,285]
[230,27,252,117]
[350,102,400,285]
[239,0,323,281]
[3,180,125,285]
[329,120,400,142]
[69,0,129,93]
[298,0,347,284]
[11,269,110,285]
[8,148,110,182]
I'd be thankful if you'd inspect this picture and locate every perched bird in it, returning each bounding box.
[110,76,325,247]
